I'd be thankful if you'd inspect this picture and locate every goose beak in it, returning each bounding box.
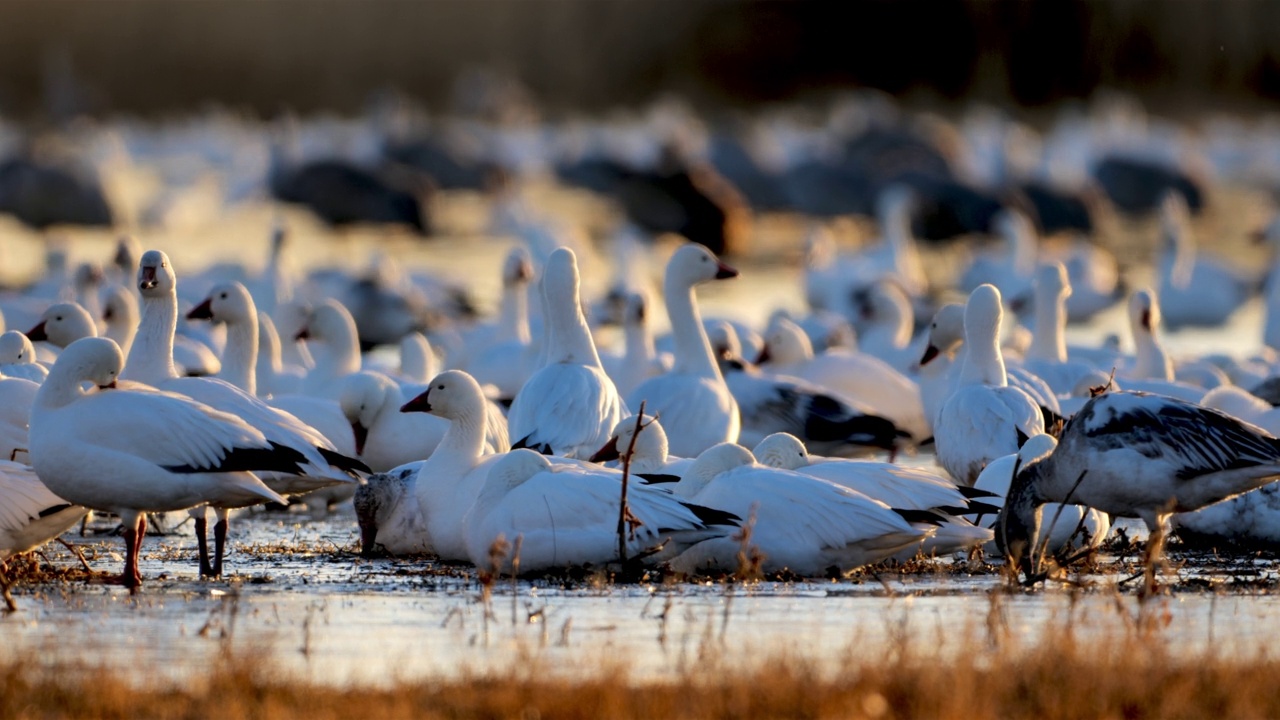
[1141,309,1152,331]
[187,298,214,321]
[351,421,369,456]
[295,326,311,341]
[400,389,431,414]
[26,321,47,342]
[359,522,379,558]
[99,380,117,390]
[919,344,940,366]
[588,437,621,463]
[714,261,739,280]
[755,343,772,365]
[138,265,158,291]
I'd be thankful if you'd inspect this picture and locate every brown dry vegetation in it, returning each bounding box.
[3,612,1279,720]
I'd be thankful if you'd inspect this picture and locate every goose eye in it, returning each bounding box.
[220,293,228,299]
[55,316,63,321]
[437,384,445,390]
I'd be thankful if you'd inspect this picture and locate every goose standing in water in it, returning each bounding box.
[999,391,1280,594]
[29,338,292,589]
[626,244,741,458]
[507,247,628,458]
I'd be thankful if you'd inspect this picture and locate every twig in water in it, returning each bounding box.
[617,403,647,564]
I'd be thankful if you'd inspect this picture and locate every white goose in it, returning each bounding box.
[0,370,38,463]
[0,331,47,383]
[462,449,740,574]
[588,414,692,483]
[29,337,291,588]
[100,285,140,358]
[959,209,1037,301]
[1117,289,1205,402]
[1156,191,1251,329]
[507,247,628,458]
[339,371,448,472]
[1019,262,1101,395]
[122,251,367,576]
[850,278,919,372]
[934,285,1046,486]
[0,461,89,609]
[399,370,516,561]
[295,300,362,399]
[999,391,1280,589]
[600,291,672,398]
[395,332,438,386]
[255,312,305,397]
[463,247,536,401]
[753,432,994,557]
[758,316,929,441]
[667,443,933,577]
[626,244,741,458]
[27,302,98,351]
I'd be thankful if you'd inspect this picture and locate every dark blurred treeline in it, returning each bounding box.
[0,0,1278,119]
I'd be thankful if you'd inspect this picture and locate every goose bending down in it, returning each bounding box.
[0,461,89,609]
[934,285,1045,486]
[972,435,1110,557]
[667,443,934,577]
[998,391,1280,592]
[0,331,47,383]
[0,372,38,462]
[463,449,740,574]
[626,244,741,458]
[758,316,929,441]
[354,460,431,556]
[122,251,368,576]
[753,433,994,557]
[507,247,628,458]
[29,337,293,589]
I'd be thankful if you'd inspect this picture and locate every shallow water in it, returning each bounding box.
[3,190,1280,686]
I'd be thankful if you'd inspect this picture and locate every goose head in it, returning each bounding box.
[74,262,105,296]
[1128,288,1162,336]
[589,414,668,465]
[398,332,437,384]
[918,303,965,367]
[136,250,177,297]
[666,243,738,290]
[50,336,123,391]
[753,432,809,470]
[101,285,139,328]
[623,291,650,329]
[487,449,553,492]
[502,246,534,288]
[353,467,413,557]
[28,302,97,348]
[188,282,256,326]
[296,300,357,344]
[0,330,36,364]
[964,284,1004,346]
[704,319,741,363]
[996,433,1059,578]
[681,442,754,497]
[1035,261,1071,303]
[113,234,141,278]
[759,316,812,366]
[340,371,400,456]
[400,369,485,422]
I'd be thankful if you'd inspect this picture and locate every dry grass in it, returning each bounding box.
[3,606,1279,720]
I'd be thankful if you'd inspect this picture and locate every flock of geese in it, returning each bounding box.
[9,98,1280,604]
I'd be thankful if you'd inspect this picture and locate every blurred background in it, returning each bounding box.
[2,1,1280,117]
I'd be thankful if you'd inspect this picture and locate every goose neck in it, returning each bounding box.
[959,332,1007,387]
[221,315,259,395]
[543,284,601,368]
[665,278,720,379]
[1030,293,1067,363]
[122,292,178,384]
[499,283,531,345]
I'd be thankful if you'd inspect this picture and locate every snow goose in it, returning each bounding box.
[934,285,1046,486]
[463,449,740,574]
[1115,289,1205,402]
[626,244,740,457]
[0,461,89,610]
[758,316,928,441]
[999,391,1280,591]
[295,300,362,399]
[972,435,1109,557]
[959,208,1037,301]
[100,285,139,358]
[340,371,453,472]
[398,369,514,561]
[753,432,994,557]
[456,246,534,372]
[0,331,47,383]
[0,371,38,462]
[1040,234,1123,322]
[396,332,437,385]
[588,414,692,483]
[187,281,260,395]
[507,247,628,458]
[256,313,305,397]
[29,337,293,588]
[850,278,918,372]
[1019,262,1101,394]
[600,291,673,398]
[354,461,431,556]
[667,443,932,577]
[1261,212,1280,352]
[27,302,98,351]
[1156,191,1251,329]
[122,250,368,575]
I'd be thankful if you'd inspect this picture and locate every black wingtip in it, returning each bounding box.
[38,503,75,518]
[318,447,371,476]
[637,473,682,485]
[681,502,742,528]
[163,441,310,475]
[511,434,553,455]
[958,485,1001,500]
[893,508,948,526]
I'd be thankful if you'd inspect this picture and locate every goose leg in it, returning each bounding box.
[1139,517,1168,600]
[191,506,213,578]
[211,508,230,579]
[121,514,146,591]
